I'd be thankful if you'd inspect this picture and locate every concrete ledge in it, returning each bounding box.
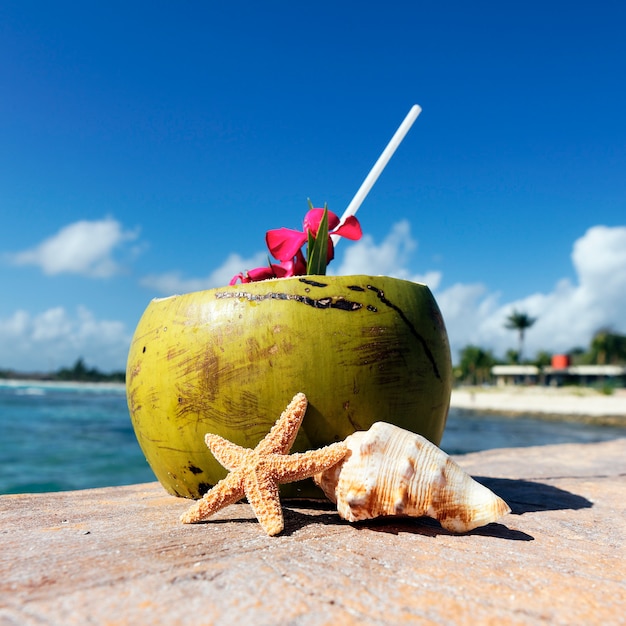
[1,438,625,625]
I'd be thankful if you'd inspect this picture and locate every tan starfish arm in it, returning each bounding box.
[180,472,244,524]
[255,392,307,455]
[244,472,284,536]
[205,434,252,471]
[271,442,348,484]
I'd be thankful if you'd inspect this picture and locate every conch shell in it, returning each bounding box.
[315,422,510,532]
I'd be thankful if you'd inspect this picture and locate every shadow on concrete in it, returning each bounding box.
[342,515,534,541]
[188,509,535,540]
[279,502,534,541]
[191,480,590,540]
[189,501,346,537]
[475,476,593,515]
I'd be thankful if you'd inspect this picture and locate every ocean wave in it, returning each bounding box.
[14,387,46,396]
[0,379,126,394]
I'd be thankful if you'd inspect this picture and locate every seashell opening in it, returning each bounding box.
[314,422,511,533]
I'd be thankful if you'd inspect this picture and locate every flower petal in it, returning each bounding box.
[326,210,341,231]
[230,265,280,284]
[304,208,340,235]
[229,272,247,285]
[271,262,293,278]
[247,266,277,281]
[266,228,307,262]
[325,238,335,263]
[273,250,305,278]
[331,215,362,241]
[293,249,307,275]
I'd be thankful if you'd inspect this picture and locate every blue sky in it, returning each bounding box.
[1,0,625,371]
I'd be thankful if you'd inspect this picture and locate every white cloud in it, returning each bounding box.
[140,251,268,295]
[334,220,442,289]
[8,217,140,278]
[332,221,626,362]
[437,225,626,361]
[0,306,130,372]
[435,283,501,349]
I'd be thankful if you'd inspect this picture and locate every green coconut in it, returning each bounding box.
[126,275,452,498]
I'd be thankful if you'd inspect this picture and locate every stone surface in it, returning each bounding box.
[1,438,625,625]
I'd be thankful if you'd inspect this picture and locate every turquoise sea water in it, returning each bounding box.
[1,380,624,495]
[0,381,154,495]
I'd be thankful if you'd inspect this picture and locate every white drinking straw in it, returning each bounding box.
[332,104,422,244]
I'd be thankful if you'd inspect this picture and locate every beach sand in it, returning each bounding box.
[451,385,626,424]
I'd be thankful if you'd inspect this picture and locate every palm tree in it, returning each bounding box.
[589,329,626,365]
[505,309,537,363]
[457,345,496,385]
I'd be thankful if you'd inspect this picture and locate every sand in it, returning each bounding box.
[450,385,626,423]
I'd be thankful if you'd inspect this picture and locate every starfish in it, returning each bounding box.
[180,392,348,536]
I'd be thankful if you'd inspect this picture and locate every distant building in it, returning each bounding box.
[542,364,626,387]
[491,355,626,387]
[492,365,540,386]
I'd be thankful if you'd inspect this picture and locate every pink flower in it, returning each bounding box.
[266,208,362,264]
[229,263,288,285]
[229,205,362,285]
[228,250,307,285]
[282,249,307,276]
